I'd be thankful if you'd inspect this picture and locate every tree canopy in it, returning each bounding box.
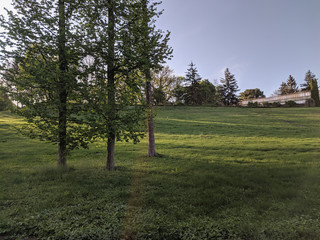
[239,88,265,101]
[279,75,299,95]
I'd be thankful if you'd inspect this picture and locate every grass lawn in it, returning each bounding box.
[1,106,320,239]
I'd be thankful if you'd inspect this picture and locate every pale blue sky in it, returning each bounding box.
[156,0,320,96]
[1,0,320,96]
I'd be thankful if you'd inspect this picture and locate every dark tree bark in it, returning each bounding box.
[57,0,68,166]
[106,0,116,170]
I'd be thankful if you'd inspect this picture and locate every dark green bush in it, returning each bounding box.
[271,102,281,107]
[285,100,297,107]
[247,101,259,108]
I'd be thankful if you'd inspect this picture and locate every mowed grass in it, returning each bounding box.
[1,107,320,239]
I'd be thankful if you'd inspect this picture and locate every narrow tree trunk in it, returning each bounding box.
[145,70,156,157]
[57,0,67,167]
[106,0,116,170]
[142,0,157,157]
[106,134,115,170]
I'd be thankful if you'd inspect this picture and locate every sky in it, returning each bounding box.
[1,0,320,96]
[156,0,320,96]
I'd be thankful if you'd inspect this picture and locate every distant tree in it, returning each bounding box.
[199,79,216,104]
[218,68,240,105]
[239,88,265,101]
[310,79,320,106]
[279,75,299,95]
[184,62,202,105]
[152,66,177,104]
[301,70,317,91]
[173,78,186,105]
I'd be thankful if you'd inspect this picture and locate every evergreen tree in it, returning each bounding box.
[310,79,320,107]
[184,62,202,105]
[218,68,239,105]
[301,70,317,91]
[279,75,299,95]
[0,0,91,166]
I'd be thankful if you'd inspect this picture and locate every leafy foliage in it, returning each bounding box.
[239,88,265,101]
[0,0,93,161]
[152,66,178,105]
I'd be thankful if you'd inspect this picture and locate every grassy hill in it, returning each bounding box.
[1,107,320,239]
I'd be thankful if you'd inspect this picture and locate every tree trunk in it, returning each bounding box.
[106,134,115,170]
[145,70,156,157]
[57,0,67,167]
[106,0,116,170]
[142,0,157,157]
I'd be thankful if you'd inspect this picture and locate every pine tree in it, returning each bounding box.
[279,75,299,95]
[301,70,317,91]
[184,62,202,105]
[0,0,91,166]
[218,68,239,105]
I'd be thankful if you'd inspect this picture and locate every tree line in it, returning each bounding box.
[151,63,320,106]
[0,0,172,169]
[152,62,240,106]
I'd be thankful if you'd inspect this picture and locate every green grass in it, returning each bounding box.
[1,107,320,239]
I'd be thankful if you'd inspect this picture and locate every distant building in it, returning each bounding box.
[240,91,318,106]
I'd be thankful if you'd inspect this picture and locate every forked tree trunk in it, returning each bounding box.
[57,0,67,167]
[106,0,116,170]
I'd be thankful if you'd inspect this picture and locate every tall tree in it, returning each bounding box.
[77,0,171,168]
[0,0,90,166]
[139,0,172,157]
[279,75,299,95]
[301,70,317,91]
[77,0,146,170]
[106,0,117,170]
[218,68,239,105]
[184,62,202,105]
[310,78,320,107]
